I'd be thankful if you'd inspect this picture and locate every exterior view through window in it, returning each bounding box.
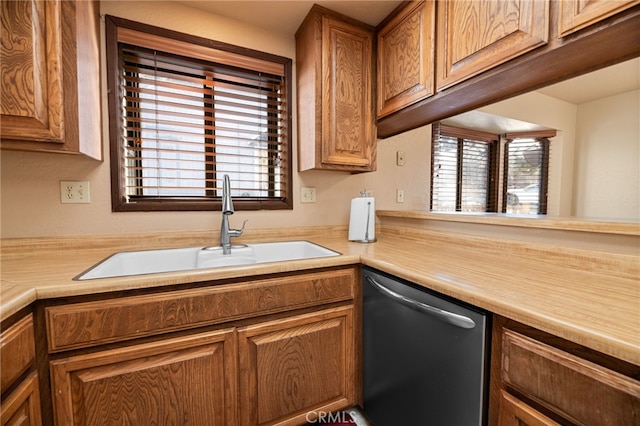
[430,123,553,215]
[430,123,499,213]
[503,138,550,215]
[106,16,292,211]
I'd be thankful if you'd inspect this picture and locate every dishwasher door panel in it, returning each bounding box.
[363,267,489,426]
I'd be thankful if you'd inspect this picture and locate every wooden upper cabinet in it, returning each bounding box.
[558,0,639,36]
[0,0,64,143]
[296,5,376,172]
[377,1,435,119]
[1,0,101,159]
[436,0,549,90]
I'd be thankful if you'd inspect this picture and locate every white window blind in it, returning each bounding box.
[431,124,498,212]
[503,137,551,215]
[106,16,292,211]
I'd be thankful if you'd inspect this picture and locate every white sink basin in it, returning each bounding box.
[76,241,340,280]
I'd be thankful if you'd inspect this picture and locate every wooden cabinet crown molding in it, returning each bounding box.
[0,0,102,159]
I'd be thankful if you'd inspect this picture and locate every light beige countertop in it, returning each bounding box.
[1,225,639,366]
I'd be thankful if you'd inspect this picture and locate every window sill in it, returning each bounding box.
[376,210,640,237]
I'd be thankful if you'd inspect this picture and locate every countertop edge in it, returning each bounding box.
[2,228,638,366]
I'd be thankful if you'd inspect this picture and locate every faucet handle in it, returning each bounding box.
[229,219,248,238]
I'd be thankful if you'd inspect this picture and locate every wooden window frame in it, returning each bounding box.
[105,16,293,212]
[502,131,555,215]
[430,123,500,213]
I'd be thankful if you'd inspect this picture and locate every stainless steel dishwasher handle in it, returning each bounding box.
[366,276,476,329]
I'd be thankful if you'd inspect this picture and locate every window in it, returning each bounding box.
[430,123,499,212]
[106,16,292,211]
[503,133,551,215]
[430,123,556,215]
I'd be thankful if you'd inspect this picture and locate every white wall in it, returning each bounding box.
[5,1,633,239]
[479,88,640,220]
[573,90,640,219]
[479,92,578,217]
[0,1,427,238]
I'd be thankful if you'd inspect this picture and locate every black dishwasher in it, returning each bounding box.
[362,267,489,426]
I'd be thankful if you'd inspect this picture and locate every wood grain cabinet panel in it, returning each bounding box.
[46,267,356,352]
[501,330,640,426]
[0,0,101,159]
[296,5,376,172]
[49,328,237,426]
[0,314,36,395]
[0,313,41,426]
[436,0,549,90]
[0,0,64,143]
[238,306,355,425]
[0,371,42,426]
[558,0,639,36]
[377,1,435,118]
[498,390,560,426]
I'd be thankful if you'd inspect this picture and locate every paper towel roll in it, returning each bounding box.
[348,197,376,242]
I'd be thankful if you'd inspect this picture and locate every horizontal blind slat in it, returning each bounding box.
[119,42,287,200]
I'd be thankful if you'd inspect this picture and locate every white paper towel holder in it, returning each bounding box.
[349,191,377,243]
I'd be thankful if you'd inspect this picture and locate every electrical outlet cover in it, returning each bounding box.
[60,181,91,204]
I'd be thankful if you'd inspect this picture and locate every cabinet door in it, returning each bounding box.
[498,390,560,426]
[50,329,237,426]
[436,0,549,90]
[502,330,640,426]
[238,306,355,425]
[321,17,375,170]
[0,371,42,426]
[558,0,639,36]
[1,314,36,395]
[0,0,65,143]
[1,0,101,159]
[377,1,435,118]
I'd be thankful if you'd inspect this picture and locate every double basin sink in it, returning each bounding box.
[76,241,340,280]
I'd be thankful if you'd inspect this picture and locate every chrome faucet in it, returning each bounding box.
[220,174,247,255]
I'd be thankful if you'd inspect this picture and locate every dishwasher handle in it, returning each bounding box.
[365,276,476,329]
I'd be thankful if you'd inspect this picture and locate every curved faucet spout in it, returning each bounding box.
[220,174,247,254]
[222,174,234,214]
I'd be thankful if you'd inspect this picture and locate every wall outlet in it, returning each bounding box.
[396,189,405,203]
[365,189,374,197]
[301,187,317,203]
[396,150,406,166]
[60,181,91,204]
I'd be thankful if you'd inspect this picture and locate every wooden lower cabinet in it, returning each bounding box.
[49,328,237,425]
[0,372,42,426]
[238,306,355,426]
[498,390,560,426]
[44,267,359,425]
[1,313,42,426]
[491,317,640,426]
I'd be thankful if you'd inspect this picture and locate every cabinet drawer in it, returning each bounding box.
[498,390,560,426]
[46,267,356,352]
[1,314,36,394]
[502,330,640,426]
[0,371,41,426]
